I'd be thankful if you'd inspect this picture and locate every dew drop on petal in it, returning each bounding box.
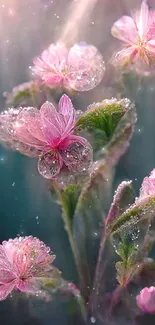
[38,152,61,179]
[60,141,93,173]
[68,43,105,91]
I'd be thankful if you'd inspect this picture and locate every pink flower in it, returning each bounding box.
[136,169,155,205]
[136,286,155,313]
[111,0,155,69]
[32,42,105,91]
[0,94,93,179]
[0,236,56,301]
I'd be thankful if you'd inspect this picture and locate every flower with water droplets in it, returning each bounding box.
[0,236,56,301]
[136,286,155,313]
[0,94,93,179]
[32,42,105,91]
[136,169,155,205]
[111,0,155,71]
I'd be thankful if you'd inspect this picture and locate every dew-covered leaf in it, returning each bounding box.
[50,182,81,227]
[60,185,82,226]
[75,98,128,151]
[111,198,155,286]
[4,81,46,108]
[106,181,134,228]
[111,197,155,235]
[116,260,139,287]
[114,235,146,287]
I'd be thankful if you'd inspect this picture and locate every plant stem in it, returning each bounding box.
[61,281,87,322]
[43,276,87,322]
[52,183,90,301]
[62,200,89,301]
[90,231,107,315]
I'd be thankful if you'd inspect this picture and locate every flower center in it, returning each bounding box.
[61,67,69,77]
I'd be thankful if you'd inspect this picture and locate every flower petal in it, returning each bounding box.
[147,39,155,55]
[33,44,68,87]
[139,177,155,198]
[59,135,93,173]
[111,16,137,44]
[0,269,16,283]
[15,108,46,148]
[58,95,75,136]
[40,101,64,146]
[26,111,46,142]
[44,44,68,69]
[0,280,16,301]
[17,279,40,294]
[38,152,63,179]
[133,0,149,39]
[136,287,155,314]
[112,47,137,66]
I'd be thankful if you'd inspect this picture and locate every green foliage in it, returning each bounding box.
[76,100,126,150]
[76,102,124,132]
[111,197,155,234]
[4,81,45,107]
[111,198,155,287]
[105,181,134,230]
[60,185,82,226]
[111,205,140,233]
[115,237,141,286]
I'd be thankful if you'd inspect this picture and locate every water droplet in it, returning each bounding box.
[90,316,96,323]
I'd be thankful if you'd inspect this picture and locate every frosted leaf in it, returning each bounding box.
[106,181,133,226]
[38,152,62,179]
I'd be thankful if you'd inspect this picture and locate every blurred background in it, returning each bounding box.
[0,0,155,324]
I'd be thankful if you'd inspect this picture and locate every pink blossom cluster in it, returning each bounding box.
[111,0,155,72]
[0,236,56,300]
[32,42,105,91]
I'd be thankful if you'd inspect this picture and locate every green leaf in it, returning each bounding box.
[51,183,81,227]
[60,185,82,226]
[106,181,134,229]
[118,237,137,263]
[111,198,155,286]
[76,99,125,134]
[116,260,139,287]
[114,236,143,286]
[76,99,128,150]
[111,197,155,234]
